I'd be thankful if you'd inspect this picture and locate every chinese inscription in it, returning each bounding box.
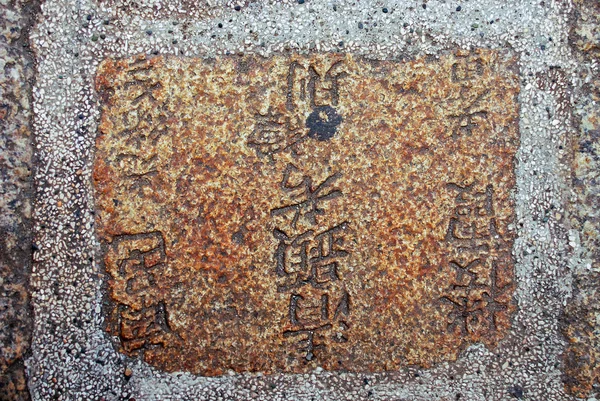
[248,60,346,158]
[104,232,181,353]
[440,183,513,338]
[271,164,351,360]
[94,50,519,375]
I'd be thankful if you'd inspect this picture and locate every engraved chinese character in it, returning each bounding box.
[248,60,347,158]
[451,53,484,83]
[283,325,330,361]
[289,291,350,326]
[273,222,349,291]
[105,232,177,351]
[119,301,171,352]
[285,290,350,360]
[271,164,343,230]
[440,261,509,337]
[445,183,498,248]
[247,108,307,159]
[448,93,488,139]
[122,59,164,105]
[286,60,347,110]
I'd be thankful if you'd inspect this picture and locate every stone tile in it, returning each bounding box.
[94,50,519,374]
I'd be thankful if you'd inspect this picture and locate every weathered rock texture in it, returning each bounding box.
[0,0,36,399]
[561,0,600,396]
[93,50,519,375]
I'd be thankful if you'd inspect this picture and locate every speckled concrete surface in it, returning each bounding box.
[0,0,37,399]
[0,0,593,400]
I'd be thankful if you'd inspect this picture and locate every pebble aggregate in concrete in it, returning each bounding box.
[26,0,589,400]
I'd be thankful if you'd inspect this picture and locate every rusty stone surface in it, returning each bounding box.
[93,50,519,375]
[570,0,600,61]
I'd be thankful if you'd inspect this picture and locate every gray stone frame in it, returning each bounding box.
[27,0,582,399]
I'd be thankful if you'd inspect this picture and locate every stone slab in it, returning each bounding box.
[94,50,519,375]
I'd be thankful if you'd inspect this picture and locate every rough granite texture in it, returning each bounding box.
[0,0,36,399]
[560,0,600,397]
[93,50,519,375]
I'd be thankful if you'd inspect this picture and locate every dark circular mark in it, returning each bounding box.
[508,385,524,399]
[306,106,342,141]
